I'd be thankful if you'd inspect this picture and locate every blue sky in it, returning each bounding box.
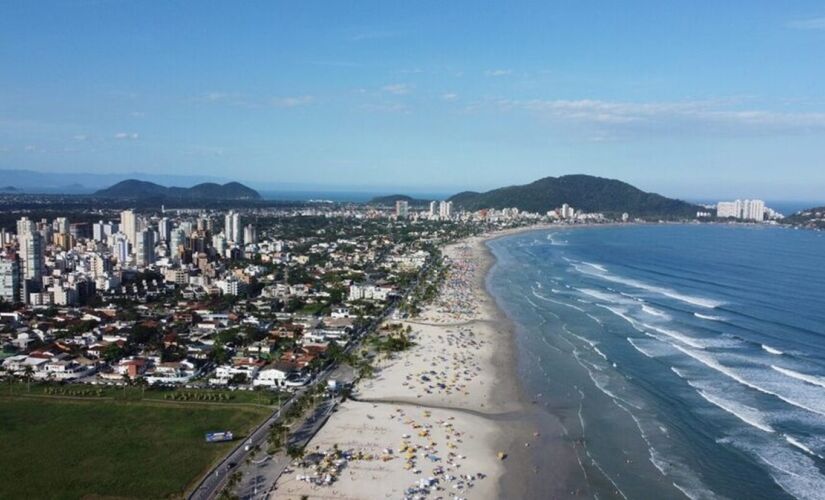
[1,1,824,200]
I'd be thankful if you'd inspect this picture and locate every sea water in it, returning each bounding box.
[487,224,825,500]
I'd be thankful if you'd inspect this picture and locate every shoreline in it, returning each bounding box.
[270,223,583,499]
[479,225,594,499]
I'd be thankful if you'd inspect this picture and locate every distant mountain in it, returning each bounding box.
[369,194,431,206]
[1,186,18,192]
[94,179,261,200]
[0,168,231,193]
[449,174,701,217]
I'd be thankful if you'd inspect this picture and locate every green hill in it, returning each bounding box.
[369,194,431,206]
[448,174,700,217]
[94,179,260,200]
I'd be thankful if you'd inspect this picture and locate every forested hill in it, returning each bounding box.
[449,174,700,217]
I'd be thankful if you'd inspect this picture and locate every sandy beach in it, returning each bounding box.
[272,225,584,499]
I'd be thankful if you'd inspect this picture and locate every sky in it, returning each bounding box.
[1,1,824,201]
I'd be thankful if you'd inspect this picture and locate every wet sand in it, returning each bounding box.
[272,225,590,499]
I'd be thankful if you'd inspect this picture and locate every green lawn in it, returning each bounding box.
[0,396,269,499]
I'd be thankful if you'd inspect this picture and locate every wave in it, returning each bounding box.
[627,337,664,359]
[642,305,671,319]
[546,233,567,246]
[571,263,724,309]
[530,288,586,312]
[761,345,784,355]
[673,345,825,418]
[582,261,608,273]
[642,323,710,350]
[694,312,723,321]
[596,304,644,332]
[695,389,775,433]
[732,438,825,500]
[564,326,597,348]
[576,287,635,305]
[772,365,825,389]
[785,435,825,460]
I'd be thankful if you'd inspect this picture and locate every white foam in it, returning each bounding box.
[785,435,825,460]
[673,345,825,418]
[741,440,825,500]
[694,312,723,321]
[596,304,644,332]
[547,233,567,246]
[695,389,775,433]
[772,365,825,389]
[643,305,671,319]
[576,287,635,305]
[762,345,784,356]
[582,261,608,273]
[642,323,709,350]
[627,337,663,358]
[531,288,585,312]
[572,264,723,309]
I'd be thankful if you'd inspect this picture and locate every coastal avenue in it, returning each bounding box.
[188,259,435,500]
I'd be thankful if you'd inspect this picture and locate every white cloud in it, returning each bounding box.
[382,83,413,95]
[114,132,139,140]
[485,69,512,77]
[73,134,88,141]
[441,93,459,101]
[493,98,825,134]
[271,95,314,108]
[787,17,825,30]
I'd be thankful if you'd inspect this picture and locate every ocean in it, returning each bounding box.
[487,224,825,500]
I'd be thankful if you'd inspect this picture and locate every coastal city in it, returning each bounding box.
[3,3,825,500]
[0,183,809,499]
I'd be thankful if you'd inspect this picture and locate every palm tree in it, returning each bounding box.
[23,365,34,393]
[121,373,131,395]
[134,376,149,398]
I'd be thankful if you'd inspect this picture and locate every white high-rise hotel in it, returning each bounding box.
[438,200,453,219]
[120,210,137,247]
[716,199,765,221]
[224,211,243,245]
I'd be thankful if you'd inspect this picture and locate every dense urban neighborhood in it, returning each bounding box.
[0,188,812,499]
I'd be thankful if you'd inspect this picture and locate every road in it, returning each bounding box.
[187,257,436,500]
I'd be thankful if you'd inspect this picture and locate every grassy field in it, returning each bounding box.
[0,394,270,499]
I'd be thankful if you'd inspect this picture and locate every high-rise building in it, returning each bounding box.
[92,255,113,278]
[0,256,21,304]
[429,201,438,217]
[54,217,69,235]
[438,200,453,219]
[396,200,409,218]
[19,231,43,282]
[135,228,155,267]
[16,217,35,237]
[158,217,172,243]
[243,224,257,245]
[93,220,119,242]
[716,199,765,221]
[224,211,243,244]
[120,210,137,248]
[114,234,130,266]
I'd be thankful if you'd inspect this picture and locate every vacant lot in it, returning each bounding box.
[0,395,269,499]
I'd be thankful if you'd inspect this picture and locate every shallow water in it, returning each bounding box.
[487,224,825,500]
